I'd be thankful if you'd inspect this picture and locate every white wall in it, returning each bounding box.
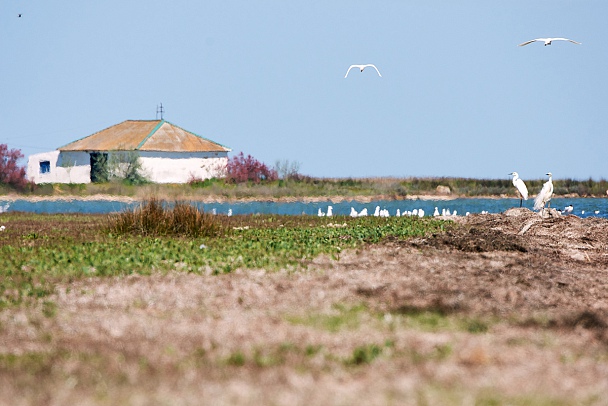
[26,151,91,184]
[26,150,228,184]
[139,151,228,183]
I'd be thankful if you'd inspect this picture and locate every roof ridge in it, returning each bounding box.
[136,119,165,150]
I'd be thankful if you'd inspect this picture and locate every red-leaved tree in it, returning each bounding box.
[225,152,278,184]
[0,144,29,190]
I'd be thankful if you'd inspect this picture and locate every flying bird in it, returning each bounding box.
[534,172,554,215]
[509,172,529,207]
[344,64,382,78]
[518,38,581,47]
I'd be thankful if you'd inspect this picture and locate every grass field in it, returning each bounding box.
[1,206,607,405]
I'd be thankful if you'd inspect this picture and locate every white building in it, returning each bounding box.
[27,119,231,184]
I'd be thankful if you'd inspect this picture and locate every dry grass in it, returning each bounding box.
[107,198,227,238]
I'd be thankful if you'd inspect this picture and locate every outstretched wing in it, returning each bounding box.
[344,65,357,78]
[552,37,581,44]
[366,64,382,77]
[518,39,540,47]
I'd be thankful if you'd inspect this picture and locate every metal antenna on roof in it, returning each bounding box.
[156,103,165,120]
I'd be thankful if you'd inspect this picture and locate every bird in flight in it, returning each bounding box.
[344,64,382,78]
[518,38,581,47]
[18,14,22,17]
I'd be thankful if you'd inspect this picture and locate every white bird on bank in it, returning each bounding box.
[327,206,333,217]
[350,207,358,217]
[518,37,581,47]
[509,172,529,207]
[344,64,382,78]
[358,208,368,217]
[0,203,9,213]
[563,204,573,215]
[534,172,554,215]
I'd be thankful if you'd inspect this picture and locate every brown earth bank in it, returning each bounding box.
[1,209,608,405]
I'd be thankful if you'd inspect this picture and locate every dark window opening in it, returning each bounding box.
[90,152,109,183]
[39,161,51,174]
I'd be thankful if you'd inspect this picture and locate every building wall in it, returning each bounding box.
[27,150,228,184]
[26,151,91,184]
[138,151,227,183]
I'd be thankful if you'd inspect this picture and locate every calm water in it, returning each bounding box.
[1,198,608,219]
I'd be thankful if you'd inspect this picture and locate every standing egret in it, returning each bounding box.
[509,172,529,207]
[534,172,554,215]
[518,37,581,47]
[344,64,382,78]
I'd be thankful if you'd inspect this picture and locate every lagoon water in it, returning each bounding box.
[2,197,608,219]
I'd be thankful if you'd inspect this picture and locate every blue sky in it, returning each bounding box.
[2,1,607,180]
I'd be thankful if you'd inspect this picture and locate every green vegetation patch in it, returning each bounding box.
[0,211,447,309]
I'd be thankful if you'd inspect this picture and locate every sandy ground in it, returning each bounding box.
[1,208,608,405]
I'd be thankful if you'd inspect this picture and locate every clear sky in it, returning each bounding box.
[2,1,607,180]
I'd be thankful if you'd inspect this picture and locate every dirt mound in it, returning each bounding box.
[429,208,608,263]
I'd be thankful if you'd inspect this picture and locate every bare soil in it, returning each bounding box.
[2,208,608,405]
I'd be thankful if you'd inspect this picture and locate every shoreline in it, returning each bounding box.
[0,193,603,204]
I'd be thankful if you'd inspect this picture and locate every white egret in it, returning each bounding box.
[509,172,529,207]
[418,209,425,217]
[358,208,368,217]
[318,208,324,217]
[373,206,380,217]
[433,207,439,217]
[395,209,401,217]
[327,206,333,217]
[350,207,358,217]
[534,172,554,215]
[518,38,581,47]
[344,64,382,78]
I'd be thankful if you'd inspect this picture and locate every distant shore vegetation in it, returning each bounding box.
[2,176,608,201]
[1,146,607,199]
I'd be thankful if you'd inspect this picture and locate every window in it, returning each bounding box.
[39,161,51,174]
